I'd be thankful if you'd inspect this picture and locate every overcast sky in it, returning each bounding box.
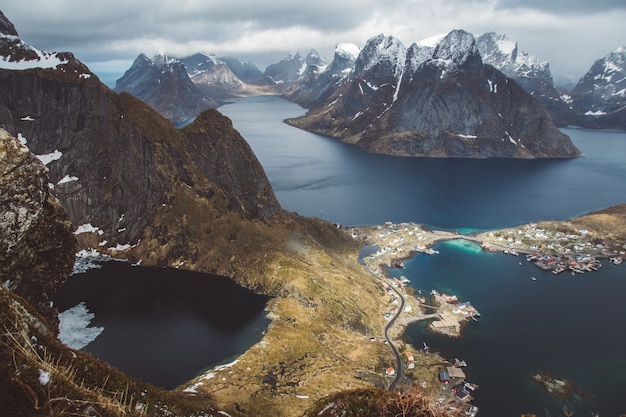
[3,0,626,87]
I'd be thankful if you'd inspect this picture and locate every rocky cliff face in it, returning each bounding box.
[285,43,360,107]
[569,46,626,128]
[476,32,580,127]
[287,30,580,158]
[0,22,281,263]
[0,128,76,325]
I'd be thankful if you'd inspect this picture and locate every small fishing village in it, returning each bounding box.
[347,219,626,416]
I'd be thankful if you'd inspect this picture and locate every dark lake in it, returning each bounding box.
[53,262,270,389]
[220,96,626,416]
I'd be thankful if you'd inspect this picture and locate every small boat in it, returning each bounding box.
[531,276,536,281]
[453,358,467,367]
[464,382,479,391]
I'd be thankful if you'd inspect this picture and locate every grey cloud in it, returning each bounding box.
[495,0,626,13]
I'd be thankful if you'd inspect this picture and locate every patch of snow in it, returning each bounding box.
[183,382,203,393]
[57,302,104,350]
[214,360,239,371]
[74,223,100,235]
[217,411,232,417]
[456,134,477,139]
[416,34,446,48]
[335,43,360,60]
[296,395,309,399]
[79,73,91,79]
[20,115,35,121]
[72,248,117,275]
[364,80,379,90]
[17,132,27,145]
[38,369,51,385]
[57,175,78,185]
[35,150,62,165]
[495,36,517,57]
[0,41,68,70]
[352,112,363,120]
[585,110,607,116]
[560,94,573,104]
[109,243,131,251]
[612,88,626,96]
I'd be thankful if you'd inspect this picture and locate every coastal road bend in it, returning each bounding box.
[366,263,406,390]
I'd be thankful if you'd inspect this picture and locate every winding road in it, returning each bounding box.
[366,263,405,390]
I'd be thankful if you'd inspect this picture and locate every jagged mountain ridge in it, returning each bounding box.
[114,53,218,126]
[286,30,580,158]
[475,32,581,127]
[115,53,273,126]
[285,43,360,107]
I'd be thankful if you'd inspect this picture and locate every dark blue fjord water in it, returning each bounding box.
[53,263,270,389]
[387,241,626,417]
[220,96,626,231]
[220,96,626,416]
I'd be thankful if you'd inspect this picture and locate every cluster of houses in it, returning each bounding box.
[437,359,479,417]
[485,224,626,260]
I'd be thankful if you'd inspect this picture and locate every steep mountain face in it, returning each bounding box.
[287,30,580,158]
[476,32,579,127]
[179,53,258,98]
[286,43,360,107]
[115,54,218,126]
[570,47,626,116]
[263,50,327,86]
[0,129,76,326]
[219,56,264,83]
[1,28,281,260]
[116,53,275,126]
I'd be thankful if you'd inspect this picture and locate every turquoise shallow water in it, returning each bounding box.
[388,240,626,417]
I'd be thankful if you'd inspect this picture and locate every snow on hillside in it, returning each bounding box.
[0,34,68,70]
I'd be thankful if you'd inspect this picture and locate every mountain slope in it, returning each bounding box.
[0,12,393,417]
[287,30,580,158]
[569,46,626,128]
[476,32,581,127]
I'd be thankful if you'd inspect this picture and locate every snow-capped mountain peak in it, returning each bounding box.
[476,32,550,80]
[354,34,407,78]
[432,29,479,67]
[335,43,360,61]
[571,46,626,114]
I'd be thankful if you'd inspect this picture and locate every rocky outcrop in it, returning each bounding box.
[0,128,76,325]
[287,30,580,158]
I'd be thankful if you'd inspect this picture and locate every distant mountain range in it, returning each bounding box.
[286,30,579,158]
[113,31,625,154]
